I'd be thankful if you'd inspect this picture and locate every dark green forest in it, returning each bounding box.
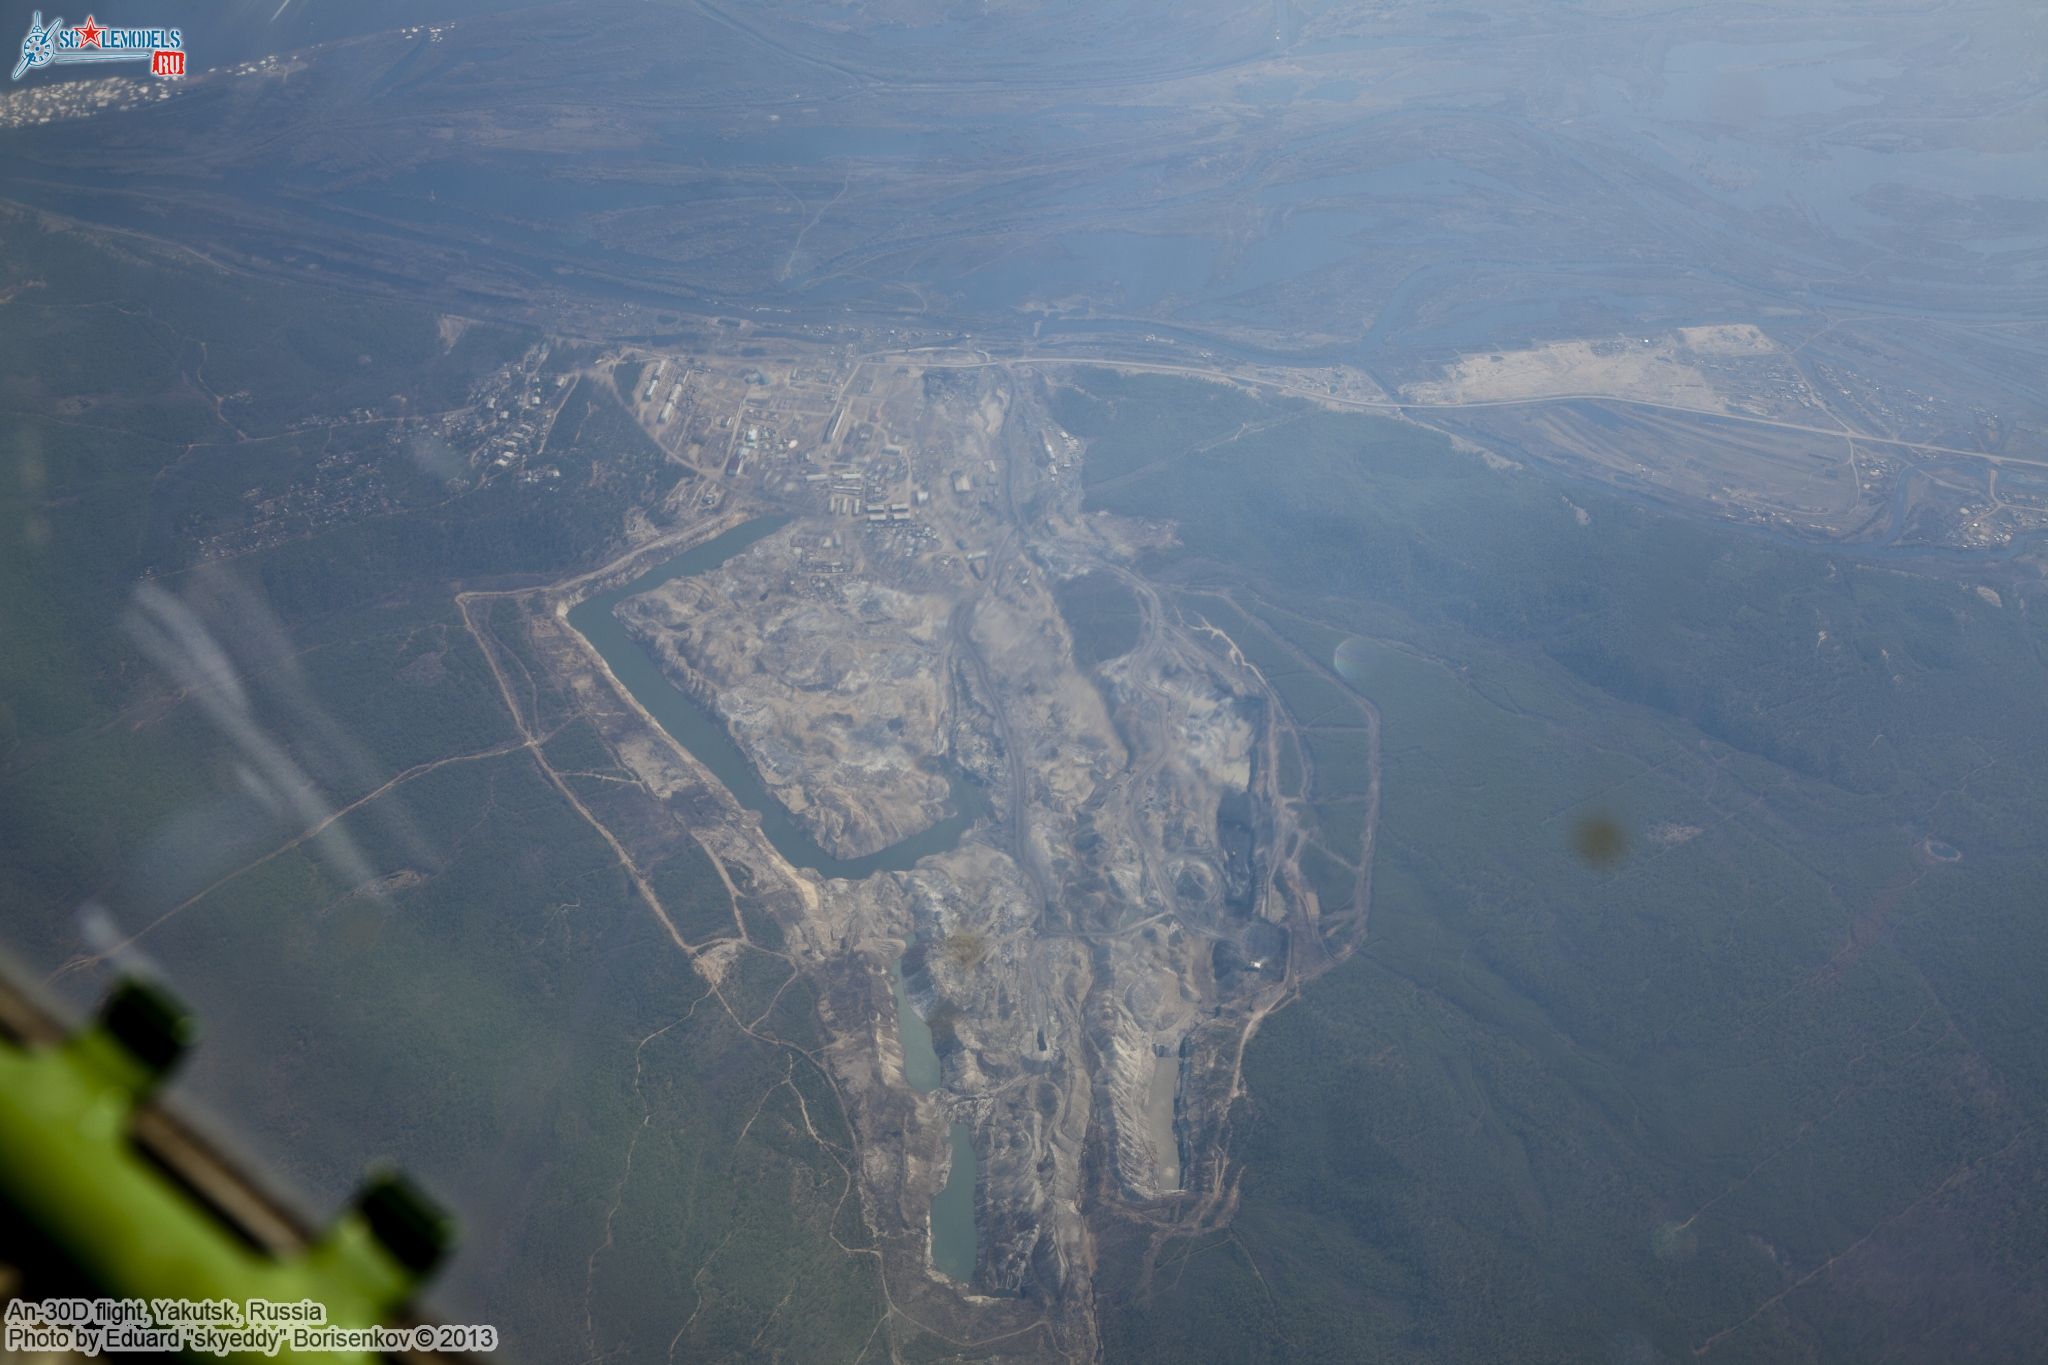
[1061,368,2048,1364]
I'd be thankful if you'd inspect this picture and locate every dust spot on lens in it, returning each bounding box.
[1573,814,1627,866]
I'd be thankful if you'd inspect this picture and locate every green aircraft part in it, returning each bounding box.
[0,979,451,1363]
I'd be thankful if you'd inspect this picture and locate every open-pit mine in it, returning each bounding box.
[462,350,1350,1358]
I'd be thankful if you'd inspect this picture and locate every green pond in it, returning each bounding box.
[890,959,942,1094]
[930,1121,978,1284]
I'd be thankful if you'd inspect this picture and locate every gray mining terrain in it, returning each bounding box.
[465,351,1340,1357]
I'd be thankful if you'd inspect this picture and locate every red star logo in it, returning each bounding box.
[76,16,102,48]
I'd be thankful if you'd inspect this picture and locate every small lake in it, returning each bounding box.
[566,517,991,879]
[890,959,976,1278]
[891,959,942,1094]
[930,1121,978,1284]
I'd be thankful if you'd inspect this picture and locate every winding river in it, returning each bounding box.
[566,515,981,1280]
[567,517,991,879]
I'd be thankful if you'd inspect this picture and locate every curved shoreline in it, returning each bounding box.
[565,514,991,880]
